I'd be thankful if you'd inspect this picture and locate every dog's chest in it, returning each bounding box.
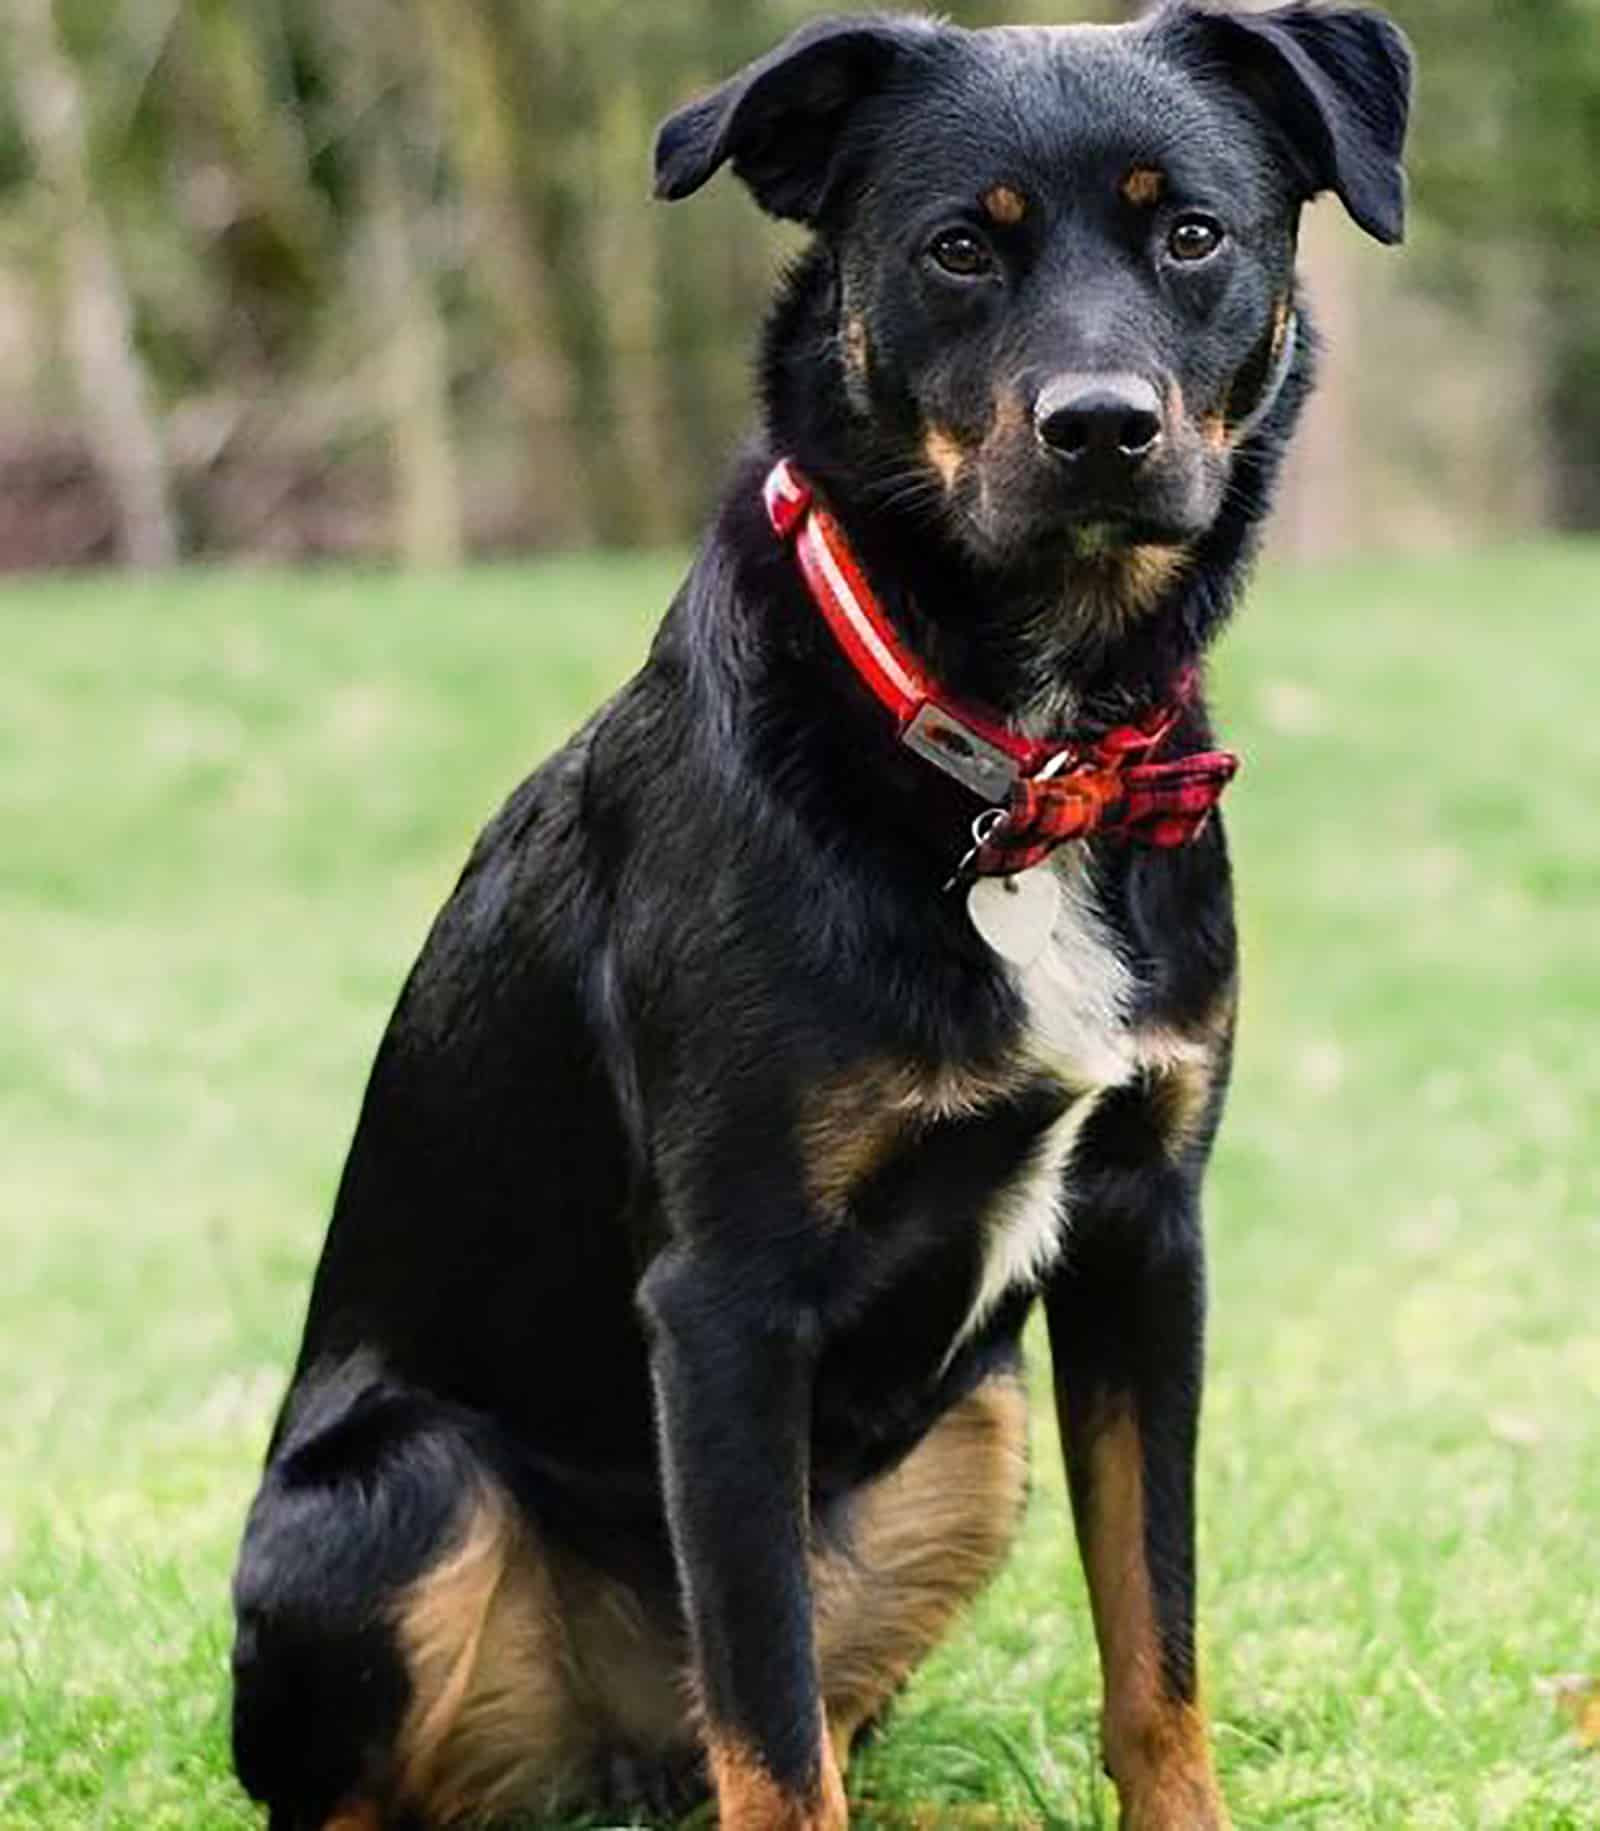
[949,855,1139,1351]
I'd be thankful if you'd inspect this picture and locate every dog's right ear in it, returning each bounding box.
[654,15,935,223]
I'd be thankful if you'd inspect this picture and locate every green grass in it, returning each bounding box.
[3,541,1599,1829]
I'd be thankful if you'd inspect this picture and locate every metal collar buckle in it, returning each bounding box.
[940,747,1077,893]
[944,808,1010,894]
[901,703,1020,803]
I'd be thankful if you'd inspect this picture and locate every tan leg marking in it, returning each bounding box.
[707,1718,848,1831]
[391,1484,595,1824]
[556,1558,694,1760]
[321,1807,381,1831]
[1064,1402,1228,1830]
[815,1374,1030,1760]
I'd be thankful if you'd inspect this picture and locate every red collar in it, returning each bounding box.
[763,458,1240,877]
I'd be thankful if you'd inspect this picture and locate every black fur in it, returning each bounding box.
[231,7,1411,1826]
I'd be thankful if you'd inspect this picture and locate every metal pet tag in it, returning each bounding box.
[967,869,1060,968]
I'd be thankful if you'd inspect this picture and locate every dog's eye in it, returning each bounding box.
[928,228,995,279]
[1169,216,1226,263]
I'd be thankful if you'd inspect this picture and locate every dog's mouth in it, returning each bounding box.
[1028,445,1229,549]
[1060,512,1196,555]
[914,420,1224,573]
[950,487,1214,573]
[910,473,1216,636]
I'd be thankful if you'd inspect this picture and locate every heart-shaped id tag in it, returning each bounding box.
[966,869,1060,968]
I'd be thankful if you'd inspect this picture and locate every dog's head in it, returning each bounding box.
[657,3,1411,593]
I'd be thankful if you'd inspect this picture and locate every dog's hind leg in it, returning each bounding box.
[231,1359,597,1830]
[813,1370,1030,1770]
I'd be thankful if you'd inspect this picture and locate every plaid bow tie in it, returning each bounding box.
[972,707,1240,876]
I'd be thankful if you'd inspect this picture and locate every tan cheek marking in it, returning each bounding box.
[1211,297,1294,447]
[992,385,1030,437]
[1122,166,1166,209]
[961,387,1034,530]
[1167,371,1230,453]
[924,426,966,491]
[1163,374,1224,454]
[843,314,870,383]
[982,184,1028,226]
[977,385,1031,465]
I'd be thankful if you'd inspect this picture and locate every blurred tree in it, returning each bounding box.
[11,0,176,565]
[0,0,1593,563]
[1400,0,1600,527]
[324,0,463,566]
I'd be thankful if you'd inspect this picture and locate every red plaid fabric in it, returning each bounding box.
[973,742,1240,875]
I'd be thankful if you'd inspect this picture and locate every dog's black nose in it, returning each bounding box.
[1034,375,1164,472]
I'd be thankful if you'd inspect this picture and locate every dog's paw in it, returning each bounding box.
[1119,1776,1231,1831]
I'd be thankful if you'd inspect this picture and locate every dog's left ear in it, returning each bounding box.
[654,15,937,223]
[1164,2,1414,244]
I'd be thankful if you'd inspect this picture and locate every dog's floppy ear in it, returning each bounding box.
[654,15,934,223]
[1168,2,1414,244]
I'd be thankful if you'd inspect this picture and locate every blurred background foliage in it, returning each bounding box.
[0,0,1595,568]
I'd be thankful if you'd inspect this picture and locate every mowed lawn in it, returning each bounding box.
[2,541,1598,1830]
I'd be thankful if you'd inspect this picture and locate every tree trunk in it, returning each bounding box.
[509,1,643,545]
[418,0,590,545]
[12,0,177,567]
[1276,211,1359,560]
[327,0,464,569]
[1544,255,1600,532]
[370,139,464,569]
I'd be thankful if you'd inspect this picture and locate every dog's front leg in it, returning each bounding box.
[640,1247,846,1831]
[1044,1167,1229,1831]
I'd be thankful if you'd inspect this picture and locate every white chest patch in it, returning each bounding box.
[947,852,1139,1356]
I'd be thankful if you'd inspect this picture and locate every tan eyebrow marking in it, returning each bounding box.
[981,184,1028,226]
[1121,166,1166,208]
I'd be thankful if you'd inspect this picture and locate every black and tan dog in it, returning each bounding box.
[230,6,1412,1828]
